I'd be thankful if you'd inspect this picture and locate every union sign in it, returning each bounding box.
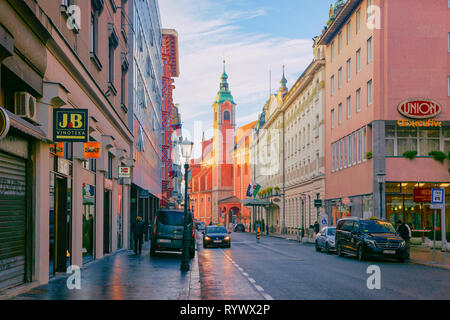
[397,99,441,119]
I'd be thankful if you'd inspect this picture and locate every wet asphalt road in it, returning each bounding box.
[198,231,450,300]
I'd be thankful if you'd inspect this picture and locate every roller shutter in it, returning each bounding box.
[0,151,27,292]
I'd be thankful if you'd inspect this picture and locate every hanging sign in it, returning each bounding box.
[84,142,101,158]
[53,109,89,142]
[50,142,65,157]
[0,107,10,140]
[119,166,130,178]
[397,99,442,119]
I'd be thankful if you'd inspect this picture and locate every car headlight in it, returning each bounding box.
[204,236,210,241]
[365,239,376,247]
[225,236,230,241]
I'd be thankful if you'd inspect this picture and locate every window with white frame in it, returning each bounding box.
[448,33,450,52]
[367,80,373,105]
[348,135,352,167]
[331,75,335,95]
[347,96,351,119]
[448,76,450,96]
[331,108,335,129]
[356,88,361,112]
[362,126,367,161]
[347,21,351,44]
[344,138,347,168]
[353,132,357,165]
[331,41,335,62]
[332,143,335,172]
[357,129,361,163]
[338,32,342,53]
[338,103,342,124]
[338,68,342,89]
[367,37,373,63]
[356,49,361,72]
[347,59,351,81]
[340,139,344,170]
[356,9,361,33]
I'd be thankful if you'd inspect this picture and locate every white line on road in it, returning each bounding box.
[221,250,273,301]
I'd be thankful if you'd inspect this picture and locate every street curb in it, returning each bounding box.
[188,237,201,300]
[409,260,450,271]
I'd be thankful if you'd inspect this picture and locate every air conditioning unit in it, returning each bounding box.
[14,92,37,122]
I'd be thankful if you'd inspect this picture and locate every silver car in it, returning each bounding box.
[315,226,336,254]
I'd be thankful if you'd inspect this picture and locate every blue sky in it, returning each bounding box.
[159,0,332,159]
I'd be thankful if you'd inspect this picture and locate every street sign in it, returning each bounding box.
[119,166,131,178]
[53,109,89,142]
[0,107,10,140]
[314,199,322,208]
[430,188,444,209]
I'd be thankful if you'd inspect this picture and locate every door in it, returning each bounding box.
[55,177,70,273]
[104,190,111,254]
[341,220,354,253]
[0,152,27,291]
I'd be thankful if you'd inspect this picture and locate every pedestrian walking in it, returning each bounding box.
[396,220,411,259]
[132,216,145,254]
[314,221,320,234]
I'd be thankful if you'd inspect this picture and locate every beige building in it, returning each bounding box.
[283,40,326,236]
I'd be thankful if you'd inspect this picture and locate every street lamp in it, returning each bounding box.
[376,172,386,219]
[180,137,194,272]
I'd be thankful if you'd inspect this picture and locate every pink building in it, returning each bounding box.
[319,0,449,235]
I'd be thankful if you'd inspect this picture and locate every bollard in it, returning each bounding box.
[256,224,261,242]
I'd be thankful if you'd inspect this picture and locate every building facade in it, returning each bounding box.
[318,0,449,237]
[0,0,134,295]
[282,45,326,236]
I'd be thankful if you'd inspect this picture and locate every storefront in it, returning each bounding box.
[326,194,373,226]
[385,182,450,234]
[49,144,73,276]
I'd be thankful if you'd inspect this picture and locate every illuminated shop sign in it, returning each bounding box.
[53,109,89,142]
[397,99,441,119]
[397,119,442,127]
[84,142,101,158]
[50,142,65,157]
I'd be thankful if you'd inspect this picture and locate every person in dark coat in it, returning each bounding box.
[396,220,411,259]
[314,221,320,234]
[132,216,145,254]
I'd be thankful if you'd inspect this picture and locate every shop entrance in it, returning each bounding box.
[103,190,112,254]
[49,175,72,274]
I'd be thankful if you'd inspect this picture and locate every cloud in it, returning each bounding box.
[159,0,313,143]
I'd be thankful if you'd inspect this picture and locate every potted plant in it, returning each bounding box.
[402,150,418,160]
[428,151,447,163]
[267,187,273,196]
[365,151,373,159]
[274,186,280,195]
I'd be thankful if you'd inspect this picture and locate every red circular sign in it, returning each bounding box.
[397,98,442,119]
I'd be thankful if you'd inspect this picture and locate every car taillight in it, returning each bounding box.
[153,216,157,237]
[192,224,195,239]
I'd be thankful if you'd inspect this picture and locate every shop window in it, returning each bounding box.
[419,127,440,156]
[397,127,417,156]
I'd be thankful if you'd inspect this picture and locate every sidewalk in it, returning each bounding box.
[8,242,201,300]
[249,231,450,271]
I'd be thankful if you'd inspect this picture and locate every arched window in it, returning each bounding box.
[223,110,231,121]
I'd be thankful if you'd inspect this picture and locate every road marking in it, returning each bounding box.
[221,250,273,300]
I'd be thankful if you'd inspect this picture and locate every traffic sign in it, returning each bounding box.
[314,199,322,208]
[430,188,445,209]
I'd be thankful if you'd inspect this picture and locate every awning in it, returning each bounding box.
[241,198,271,207]
[5,109,49,142]
[218,195,242,205]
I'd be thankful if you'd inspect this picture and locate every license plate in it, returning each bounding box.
[213,240,222,243]
[158,239,171,243]
[383,250,395,254]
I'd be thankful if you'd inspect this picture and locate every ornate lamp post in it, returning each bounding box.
[180,137,194,272]
[376,172,386,219]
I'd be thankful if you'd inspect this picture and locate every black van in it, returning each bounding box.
[335,217,407,262]
[150,209,195,258]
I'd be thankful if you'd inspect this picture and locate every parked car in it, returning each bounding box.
[335,217,407,262]
[315,226,336,254]
[196,221,206,231]
[203,226,231,248]
[150,209,195,258]
[234,223,245,232]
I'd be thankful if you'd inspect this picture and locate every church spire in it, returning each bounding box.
[220,60,229,92]
[280,65,288,92]
[215,59,235,105]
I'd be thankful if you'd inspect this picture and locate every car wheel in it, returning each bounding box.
[325,243,330,254]
[315,241,321,252]
[337,242,344,257]
[357,245,366,261]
